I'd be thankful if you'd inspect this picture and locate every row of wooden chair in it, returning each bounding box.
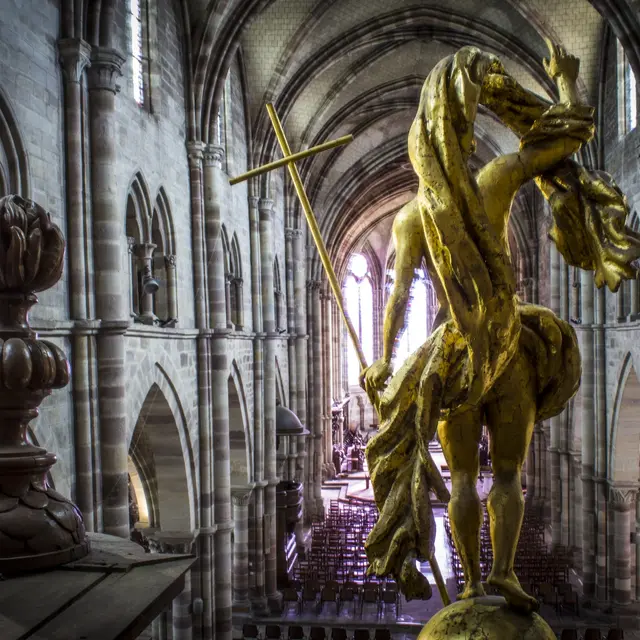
[560,629,624,640]
[242,625,392,640]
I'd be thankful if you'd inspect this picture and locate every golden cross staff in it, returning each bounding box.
[230,103,450,606]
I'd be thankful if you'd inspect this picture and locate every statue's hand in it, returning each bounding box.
[360,357,393,396]
[543,38,579,83]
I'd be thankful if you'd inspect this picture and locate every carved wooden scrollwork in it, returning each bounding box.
[0,195,89,573]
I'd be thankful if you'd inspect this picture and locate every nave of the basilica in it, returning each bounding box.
[1,0,640,639]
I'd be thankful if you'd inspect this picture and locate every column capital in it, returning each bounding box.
[203,144,225,168]
[248,195,260,208]
[306,279,321,292]
[146,531,197,555]
[285,227,303,239]
[87,48,125,93]
[231,484,255,506]
[135,242,157,259]
[164,254,177,267]
[186,140,205,163]
[609,484,638,509]
[258,198,274,215]
[127,236,136,253]
[58,38,92,83]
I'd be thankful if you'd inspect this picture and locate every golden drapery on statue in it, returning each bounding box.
[363,45,640,608]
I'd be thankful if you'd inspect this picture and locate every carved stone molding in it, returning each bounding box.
[248,196,259,208]
[609,484,638,510]
[186,140,205,164]
[147,533,196,555]
[306,280,321,292]
[285,227,303,239]
[203,144,225,168]
[87,48,125,93]
[127,236,136,254]
[231,485,255,507]
[58,38,92,84]
[164,254,177,268]
[258,198,273,216]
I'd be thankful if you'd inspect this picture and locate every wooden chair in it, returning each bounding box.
[584,630,603,640]
[354,630,370,640]
[331,630,348,640]
[243,624,261,640]
[374,630,391,640]
[265,626,282,640]
[288,627,304,640]
[319,587,339,615]
[606,629,624,640]
[309,628,326,640]
[559,631,578,640]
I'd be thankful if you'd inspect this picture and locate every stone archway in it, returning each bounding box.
[228,371,251,485]
[611,360,640,484]
[129,383,192,533]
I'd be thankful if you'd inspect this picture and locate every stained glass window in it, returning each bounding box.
[388,267,438,372]
[626,61,637,132]
[344,254,374,386]
[130,0,145,106]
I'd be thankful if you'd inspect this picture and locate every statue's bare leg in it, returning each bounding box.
[484,349,539,612]
[437,407,485,600]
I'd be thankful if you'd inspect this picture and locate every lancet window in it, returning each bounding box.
[126,175,178,326]
[387,266,438,372]
[274,257,284,331]
[222,228,244,330]
[618,41,638,135]
[129,0,150,108]
[344,254,374,386]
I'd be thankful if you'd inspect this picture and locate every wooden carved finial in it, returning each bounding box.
[0,195,88,573]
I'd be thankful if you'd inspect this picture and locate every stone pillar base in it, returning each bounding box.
[250,596,270,617]
[267,591,283,614]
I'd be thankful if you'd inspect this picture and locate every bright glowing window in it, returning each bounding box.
[130,0,145,106]
[626,61,637,132]
[389,268,438,372]
[344,254,374,386]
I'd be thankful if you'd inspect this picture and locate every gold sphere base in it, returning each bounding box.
[418,596,555,640]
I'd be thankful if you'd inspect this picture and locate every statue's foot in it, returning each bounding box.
[487,571,539,613]
[457,581,486,600]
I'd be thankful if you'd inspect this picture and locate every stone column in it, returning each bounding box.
[152,612,169,640]
[311,281,324,510]
[581,269,596,597]
[259,197,280,610]
[636,498,640,601]
[88,47,129,538]
[248,194,267,614]
[187,140,215,640]
[610,485,636,606]
[549,244,562,546]
[224,273,233,327]
[136,242,157,324]
[305,280,316,516]
[59,38,95,529]
[165,254,178,322]
[321,288,332,468]
[285,229,297,414]
[630,275,639,319]
[292,230,308,492]
[232,486,254,611]
[173,571,192,640]
[203,143,233,639]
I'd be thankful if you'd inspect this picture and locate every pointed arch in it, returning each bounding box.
[152,187,176,255]
[126,170,152,242]
[274,255,284,331]
[231,232,242,279]
[127,364,197,532]
[610,353,640,483]
[0,86,29,198]
[229,360,252,484]
[275,356,287,407]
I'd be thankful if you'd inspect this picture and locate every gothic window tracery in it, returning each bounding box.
[129,0,151,109]
[618,41,638,135]
[126,175,177,326]
[222,227,244,330]
[386,265,438,373]
[344,253,374,386]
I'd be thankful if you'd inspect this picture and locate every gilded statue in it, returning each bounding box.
[361,40,640,613]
